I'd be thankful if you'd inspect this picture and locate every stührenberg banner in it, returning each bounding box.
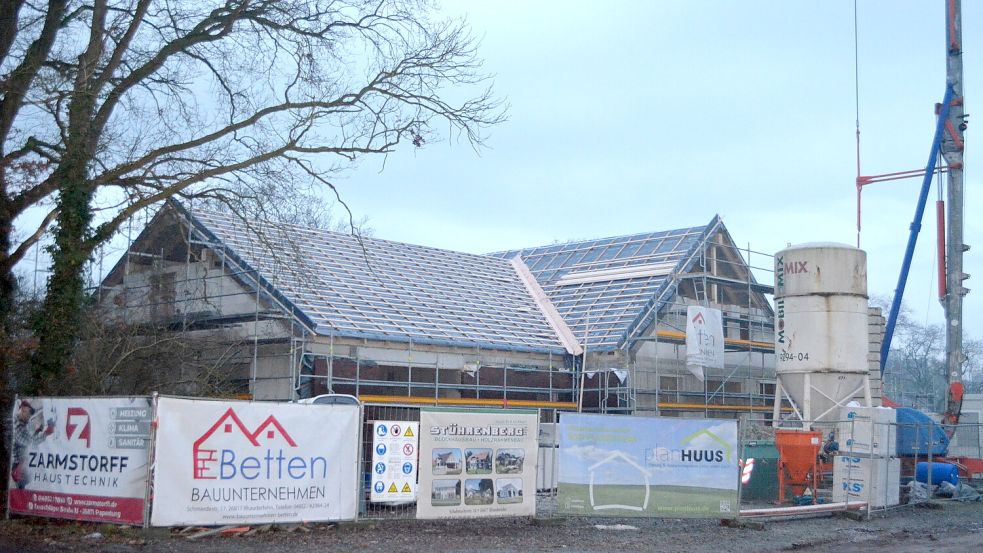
[7,396,153,525]
[557,413,738,518]
[417,408,538,519]
[150,396,359,526]
[685,305,725,381]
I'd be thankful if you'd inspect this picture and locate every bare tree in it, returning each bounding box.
[66,304,253,397]
[0,0,503,391]
[874,297,948,411]
[961,338,983,395]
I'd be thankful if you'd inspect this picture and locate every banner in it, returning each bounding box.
[417,408,538,519]
[7,397,152,525]
[686,305,724,380]
[558,413,738,518]
[150,397,358,526]
[370,421,419,502]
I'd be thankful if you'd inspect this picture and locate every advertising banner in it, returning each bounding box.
[417,408,538,519]
[685,305,724,380]
[370,421,419,502]
[558,413,738,518]
[7,396,152,525]
[150,397,359,526]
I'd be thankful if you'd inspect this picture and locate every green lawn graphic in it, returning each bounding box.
[558,484,737,518]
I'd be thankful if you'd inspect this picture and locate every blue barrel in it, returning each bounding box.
[915,462,959,485]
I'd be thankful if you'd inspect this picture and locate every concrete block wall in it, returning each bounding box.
[865,307,885,407]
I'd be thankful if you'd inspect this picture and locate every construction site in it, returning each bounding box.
[5,1,983,552]
[94,203,790,420]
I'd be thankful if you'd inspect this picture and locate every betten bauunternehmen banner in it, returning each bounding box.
[150,396,359,526]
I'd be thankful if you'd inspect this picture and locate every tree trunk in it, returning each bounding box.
[32,172,94,394]
[0,204,17,504]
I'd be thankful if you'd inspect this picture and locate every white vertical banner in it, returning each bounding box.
[370,421,418,502]
[686,306,724,381]
[150,397,359,526]
[417,408,538,519]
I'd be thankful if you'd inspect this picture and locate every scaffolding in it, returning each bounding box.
[89,205,779,420]
[579,235,778,419]
[92,205,576,405]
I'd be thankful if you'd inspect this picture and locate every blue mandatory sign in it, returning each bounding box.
[374,481,385,494]
[376,444,387,456]
[375,462,387,474]
[402,462,414,475]
[376,424,388,437]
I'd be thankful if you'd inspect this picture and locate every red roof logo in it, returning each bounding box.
[691,312,706,325]
[192,408,297,479]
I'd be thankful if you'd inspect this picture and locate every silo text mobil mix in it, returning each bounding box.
[774,243,870,422]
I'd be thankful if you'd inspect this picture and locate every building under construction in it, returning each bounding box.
[97,202,781,419]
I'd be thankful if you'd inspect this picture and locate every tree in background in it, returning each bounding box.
[876,297,983,411]
[0,0,503,393]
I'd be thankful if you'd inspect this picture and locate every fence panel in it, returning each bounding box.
[7,396,153,526]
[360,404,421,520]
[150,396,359,526]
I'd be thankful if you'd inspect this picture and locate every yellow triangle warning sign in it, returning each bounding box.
[404,427,414,437]
[388,483,398,493]
[401,483,412,493]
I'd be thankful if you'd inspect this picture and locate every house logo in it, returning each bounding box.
[691,312,705,325]
[588,450,650,512]
[65,408,91,448]
[680,428,732,463]
[192,408,297,480]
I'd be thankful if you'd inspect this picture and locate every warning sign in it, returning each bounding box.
[370,420,418,503]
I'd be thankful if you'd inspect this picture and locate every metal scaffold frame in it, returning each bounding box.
[88,204,785,421]
[601,235,778,418]
[90,206,577,406]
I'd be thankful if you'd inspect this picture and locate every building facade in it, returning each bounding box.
[97,202,778,420]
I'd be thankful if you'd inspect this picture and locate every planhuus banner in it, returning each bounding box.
[557,413,738,518]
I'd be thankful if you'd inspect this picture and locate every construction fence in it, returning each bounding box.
[8,396,982,527]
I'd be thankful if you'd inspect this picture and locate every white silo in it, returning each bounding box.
[772,243,872,426]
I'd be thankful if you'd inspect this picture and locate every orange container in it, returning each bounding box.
[774,429,822,504]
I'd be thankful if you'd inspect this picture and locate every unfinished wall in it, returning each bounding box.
[629,297,775,418]
[298,336,574,405]
[864,307,885,407]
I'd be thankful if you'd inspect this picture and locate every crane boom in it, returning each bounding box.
[942,0,967,428]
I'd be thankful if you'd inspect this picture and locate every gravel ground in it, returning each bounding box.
[1,501,982,553]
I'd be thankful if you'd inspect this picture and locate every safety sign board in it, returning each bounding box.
[370,421,419,502]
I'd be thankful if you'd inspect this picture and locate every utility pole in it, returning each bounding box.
[942,0,968,424]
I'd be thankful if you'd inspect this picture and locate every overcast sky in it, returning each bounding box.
[16,2,980,340]
[332,1,983,337]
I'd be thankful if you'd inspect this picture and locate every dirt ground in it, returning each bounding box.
[1,501,981,553]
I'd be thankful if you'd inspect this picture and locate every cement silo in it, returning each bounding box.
[772,243,872,426]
